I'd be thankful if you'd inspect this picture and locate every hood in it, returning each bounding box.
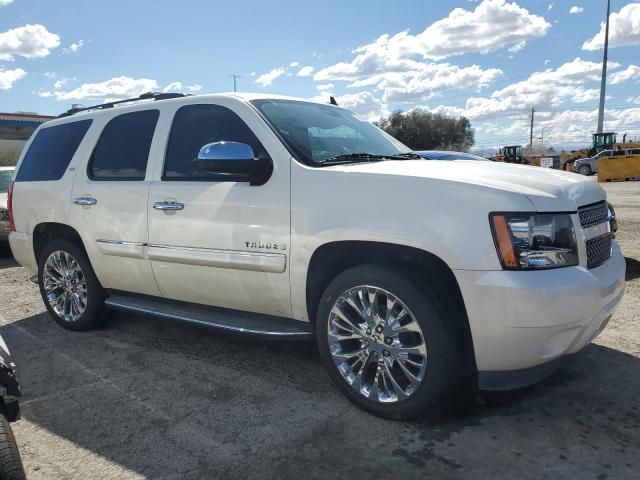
[329,160,605,211]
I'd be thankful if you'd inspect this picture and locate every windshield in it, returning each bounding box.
[0,170,14,193]
[251,99,411,166]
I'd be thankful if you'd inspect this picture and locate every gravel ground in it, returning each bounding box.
[0,182,638,480]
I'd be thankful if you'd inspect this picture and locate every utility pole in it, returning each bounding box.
[597,0,611,133]
[529,107,535,148]
[229,74,240,92]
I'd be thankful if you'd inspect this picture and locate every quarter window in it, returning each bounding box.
[164,104,268,180]
[16,120,92,182]
[89,110,159,180]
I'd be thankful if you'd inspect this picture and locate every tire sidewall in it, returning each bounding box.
[0,415,26,480]
[38,239,107,331]
[315,264,459,419]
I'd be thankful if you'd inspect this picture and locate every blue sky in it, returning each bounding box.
[1,0,640,150]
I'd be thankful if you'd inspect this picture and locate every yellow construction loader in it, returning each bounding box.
[492,145,543,166]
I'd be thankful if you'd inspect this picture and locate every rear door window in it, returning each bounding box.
[15,120,92,182]
[89,110,159,180]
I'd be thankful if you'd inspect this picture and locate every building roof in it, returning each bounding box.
[0,112,55,122]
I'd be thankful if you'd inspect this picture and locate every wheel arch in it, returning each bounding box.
[306,241,477,377]
[33,222,86,264]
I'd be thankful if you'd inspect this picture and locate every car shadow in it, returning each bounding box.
[0,254,17,270]
[2,311,639,479]
[625,256,640,281]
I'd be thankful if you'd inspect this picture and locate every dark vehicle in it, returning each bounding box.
[0,335,25,480]
[415,150,489,161]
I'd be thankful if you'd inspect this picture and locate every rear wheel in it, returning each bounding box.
[578,165,592,175]
[0,415,25,480]
[38,239,110,331]
[316,265,461,419]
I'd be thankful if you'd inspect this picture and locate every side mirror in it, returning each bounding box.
[196,141,272,185]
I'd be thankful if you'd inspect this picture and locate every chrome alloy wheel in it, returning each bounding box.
[43,251,87,322]
[327,286,427,403]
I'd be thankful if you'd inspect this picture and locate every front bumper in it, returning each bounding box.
[455,241,625,387]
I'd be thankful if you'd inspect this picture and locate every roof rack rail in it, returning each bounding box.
[58,92,189,118]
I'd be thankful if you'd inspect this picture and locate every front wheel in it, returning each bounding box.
[315,265,461,419]
[578,165,592,175]
[38,239,110,331]
[0,415,25,480]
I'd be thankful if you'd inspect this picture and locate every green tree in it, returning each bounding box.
[376,110,475,151]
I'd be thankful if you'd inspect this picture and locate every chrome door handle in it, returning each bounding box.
[153,201,184,211]
[73,197,97,206]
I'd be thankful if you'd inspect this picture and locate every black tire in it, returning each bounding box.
[38,238,110,331]
[315,264,462,419]
[578,165,592,176]
[0,416,25,480]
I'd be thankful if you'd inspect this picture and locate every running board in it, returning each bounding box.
[104,293,313,339]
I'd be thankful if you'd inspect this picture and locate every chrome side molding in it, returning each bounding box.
[147,244,287,273]
[94,240,287,273]
[96,239,147,259]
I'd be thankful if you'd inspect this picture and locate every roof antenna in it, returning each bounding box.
[329,96,338,106]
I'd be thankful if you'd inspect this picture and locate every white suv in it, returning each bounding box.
[7,93,625,419]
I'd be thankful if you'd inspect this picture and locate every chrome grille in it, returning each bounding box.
[586,234,612,269]
[578,201,609,228]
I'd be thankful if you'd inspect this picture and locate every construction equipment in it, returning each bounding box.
[491,145,546,165]
[561,132,640,171]
[492,145,524,164]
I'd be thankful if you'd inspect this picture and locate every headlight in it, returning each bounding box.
[490,213,579,270]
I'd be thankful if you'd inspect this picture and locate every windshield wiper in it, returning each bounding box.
[318,152,421,166]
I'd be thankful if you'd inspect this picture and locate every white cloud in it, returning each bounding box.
[44,71,57,79]
[569,6,583,14]
[297,65,314,77]
[508,40,527,53]
[162,81,202,93]
[316,0,550,76]
[0,67,26,90]
[627,96,640,105]
[38,76,201,101]
[289,61,300,67]
[434,58,621,120]
[63,39,85,54]
[583,3,640,50]
[0,24,60,60]
[255,67,286,87]
[338,91,390,121]
[53,77,75,89]
[383,64,502,104]
[312,0,552,104]
[41,76,158,101]
[548,2,554,11]
[422,105,467,118]
[609,65,640,84]
[0,0,14,6]
[316,83,334,92]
